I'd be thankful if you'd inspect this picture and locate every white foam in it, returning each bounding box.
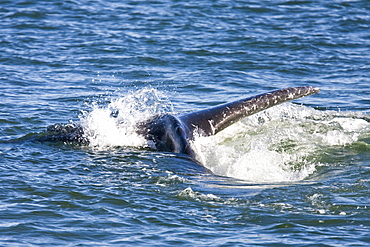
[192,103,370,182]
[178,187,222,202]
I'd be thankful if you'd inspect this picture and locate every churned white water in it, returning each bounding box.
[79,88,173,149]
[192,103,370,182]
[79,88,370,182]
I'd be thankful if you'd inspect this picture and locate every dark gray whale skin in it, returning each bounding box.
[32,86,320,160]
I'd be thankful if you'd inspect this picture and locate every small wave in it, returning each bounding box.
[177,187,223,202]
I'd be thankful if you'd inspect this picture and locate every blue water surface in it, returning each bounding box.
[1,0,370,246]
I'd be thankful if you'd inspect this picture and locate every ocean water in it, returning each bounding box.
[1,0,370,246]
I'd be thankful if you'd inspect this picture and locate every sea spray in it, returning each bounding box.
[79,88,173,149]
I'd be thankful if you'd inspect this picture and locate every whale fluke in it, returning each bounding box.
[179,86,320,137]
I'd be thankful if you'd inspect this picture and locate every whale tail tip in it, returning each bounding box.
[180,86,320,137]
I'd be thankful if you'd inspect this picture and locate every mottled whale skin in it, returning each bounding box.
[35,86,320,161]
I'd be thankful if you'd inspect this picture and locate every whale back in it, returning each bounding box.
[179,86,320,138]
[137,114,195,157]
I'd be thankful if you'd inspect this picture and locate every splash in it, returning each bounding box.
[79,87,173,149]
[191,103,370,182]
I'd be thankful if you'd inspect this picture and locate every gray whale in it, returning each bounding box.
[35,86,320,161]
